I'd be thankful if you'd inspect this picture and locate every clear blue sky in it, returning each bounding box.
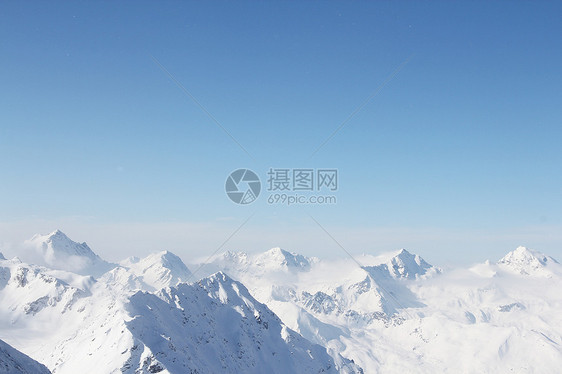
[1,1,561,264]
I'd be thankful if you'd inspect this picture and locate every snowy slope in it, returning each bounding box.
[33,271,360,374]
[0,339,50,374]
[23,230,115,277]
[202,246,562,373]
[3,232,562,374]
[203,248,435,321]
[119,272,361,374]
[0,250,360,374]
[97,250,194,294]
[0,255,92,369]
[0,257,87,321]
[120,250,192,291]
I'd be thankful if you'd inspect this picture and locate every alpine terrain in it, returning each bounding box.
[1,230,561,373]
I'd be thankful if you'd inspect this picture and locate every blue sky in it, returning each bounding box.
[1,1,561,264]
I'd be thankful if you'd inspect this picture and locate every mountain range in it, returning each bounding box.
[1,230,561,373]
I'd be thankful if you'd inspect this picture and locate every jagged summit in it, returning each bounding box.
[24,230,115,277]
[221,250,250,265]
[128,271,361,374]
[363,249,435,280]
[205,270,230,282]
[387,248,433,279]
[0,252,5,261]
[498,246,559,276]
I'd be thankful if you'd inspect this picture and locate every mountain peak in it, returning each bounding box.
[254,247,312,271]
[395,248,413,258]
[50,229,65,237]
[140,250,189,270]
[157,250,182,262]
[387,248,433,279]
[121,250,192,291]
[126,271,360,374]
[206,270,232,284]
[24,230,114,277]
[0,252,5,261]
[31,230,97,259]
[362,249,434,280]
[44,229,79,244]
[498,246,559,276]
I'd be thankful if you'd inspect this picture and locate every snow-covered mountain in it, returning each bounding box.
[199,246,562,373]
[0,339,50,374]
[2,232,562,373]
[119,250,192,291]
[0,256,87,320]
[362,248,436,280]
[208,247,316,276]
[203,248,435,319]
[0,234,361,374]
[116,272,360,373]
[253,247,315,271]
[23,230,115,277]
[0,266,359,373]
[497,245,560,276]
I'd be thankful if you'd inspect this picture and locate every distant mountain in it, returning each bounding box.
[118,250,193,291]
[206,248,316,277]
[253,247,314,271]
[0,253,5,261]
[498,246,560,276]
[23,230,115,277]
[0,339,50,374]
[377,249,435,279]
[294,249,435,320]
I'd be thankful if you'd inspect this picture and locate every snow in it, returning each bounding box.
[0,234,360,373]
[253,247,315,271]
[2,231,562,373]
[23,230,115,277]
[199,246,562,373]
[498,246,560,276]
[205,247,317,276]
[0,339,50,374]
[119,272,360,373]
[120,250,192,291]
